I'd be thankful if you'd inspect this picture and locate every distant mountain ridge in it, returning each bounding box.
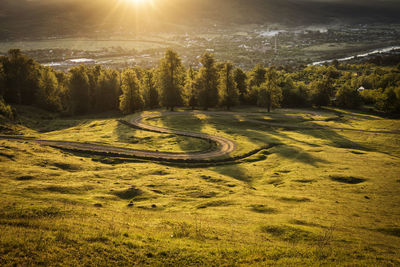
[1,0,400,39]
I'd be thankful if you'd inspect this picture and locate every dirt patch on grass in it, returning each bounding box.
[151,170,169,176]
[185,190,218,199]
[278,197,311,203]
[200,175,224,184]
[375,227,400,237]
[330,176,367,184]
[16,176,35,181]
[0,152,14,160]
[267,178,284,186]
[0,206,63,219]
[293,179,315,183]
[249,204,278,214]
[112,187,143,200]
[197,200,232,209]
[351,151,365,155]
[45,185,94,194]
[261,225,318,242]
[53,162,80,171]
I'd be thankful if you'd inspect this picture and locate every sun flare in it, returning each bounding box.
[126,0,150,5]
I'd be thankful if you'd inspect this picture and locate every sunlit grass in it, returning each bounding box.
[0,107,399,265]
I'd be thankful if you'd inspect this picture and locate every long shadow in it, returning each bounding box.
[160,112,251,183]
[114,120,139,147]
[296,128,371,151]
[248,114,371,152]
[21,110,122,133]
[158,112,214,154]
[235,120,329,166]
[201,112,372,169]
[270,112,373,152]
[247,112,374,154]
[323,107,399,120]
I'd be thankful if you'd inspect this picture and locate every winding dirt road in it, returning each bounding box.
[0,112,237,160]
[1,111,398,161]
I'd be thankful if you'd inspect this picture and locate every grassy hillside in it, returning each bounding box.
[0,106,399,265]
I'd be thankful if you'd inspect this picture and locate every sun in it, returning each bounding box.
[126,0,150,5]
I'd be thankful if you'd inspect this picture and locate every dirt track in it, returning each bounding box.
[0,112,237,160]
[1,111,398,161]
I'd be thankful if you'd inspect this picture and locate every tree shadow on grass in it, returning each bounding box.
[18,106,122,133]
[158,112,213,153]
[195,110,375,178]
[208,116,329,167]
[114,120,139,146]
[245,127,329,167]
[211,164,251,183]
[159,112,252,183]
[246,112,373,152]
[298,128,371,151]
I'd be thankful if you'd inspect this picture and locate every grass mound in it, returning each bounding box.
[376,227,400,237]
[52,162,80,171]
[0,206,63,220]
[330,176,367,184]
[16,176,34,181]
[278,197,311,203]
[197,200,232,209]
[45,185,94,194]
[261,225,318,242]
[249,204,278,214]
[112,187,143,200]
[293,179,315,183]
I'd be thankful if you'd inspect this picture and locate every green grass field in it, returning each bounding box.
[0,106,399,265]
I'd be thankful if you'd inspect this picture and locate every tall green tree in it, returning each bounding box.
[119,69,144,114]
[257,68,282,112]
[141,70,159,109]
[87,65,102,111]
[1,49,40,105]
[335,83,362,108]
[54,71,70,113]
[0,62,5,98]
[184,66,198,110]
[36,67,61,112]
[157,49,184,111]
[95,69,121,112]
[197,53,219,110]
[218,62,239,110]
[68,66,90,115]
[310,77,333,107]
[280,75,309,107]
[375,86,400,113]
[233,67,247,105]
[248,64,267,105]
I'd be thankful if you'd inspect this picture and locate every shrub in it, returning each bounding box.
[0,96,13,120]
[335,84,362,108]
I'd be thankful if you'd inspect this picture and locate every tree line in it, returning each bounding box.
[0,49,399,119]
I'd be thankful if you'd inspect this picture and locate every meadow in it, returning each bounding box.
[0,106,400,265]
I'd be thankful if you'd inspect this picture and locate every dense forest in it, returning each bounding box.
[0,49,399,120]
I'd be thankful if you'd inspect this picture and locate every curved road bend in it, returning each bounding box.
[0,111,398,160]
[0,112,237,160]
